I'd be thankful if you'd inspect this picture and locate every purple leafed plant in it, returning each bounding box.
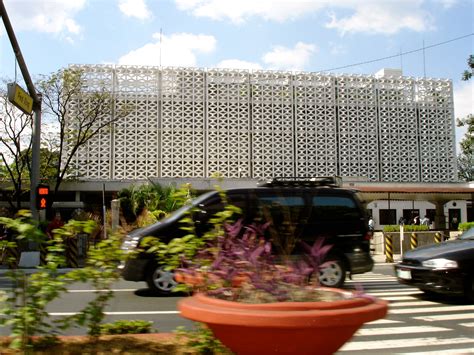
[176,219,342,303]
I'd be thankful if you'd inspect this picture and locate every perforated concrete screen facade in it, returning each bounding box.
[69,65,457,182]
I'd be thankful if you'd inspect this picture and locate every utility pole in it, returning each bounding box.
[1,0,42,219]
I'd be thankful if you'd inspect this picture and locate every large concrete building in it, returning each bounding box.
[62,65,471,230]
[69,65,457,183]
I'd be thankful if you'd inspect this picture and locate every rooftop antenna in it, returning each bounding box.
[422,39,426,78]
[159,28,162,68]
[399,46,403,72]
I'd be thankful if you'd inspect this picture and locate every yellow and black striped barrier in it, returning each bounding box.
[384,234,394,263]
[434,232,442,243]
[410,232,418,249]
[65,237,79,268]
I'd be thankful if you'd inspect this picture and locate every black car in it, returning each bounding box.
[394,227,474,302]
[120,178,374,293]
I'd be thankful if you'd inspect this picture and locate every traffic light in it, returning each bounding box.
[36,185,50,210]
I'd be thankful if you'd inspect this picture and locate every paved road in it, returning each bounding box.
[1,264,474,354]
[339,266,474,354]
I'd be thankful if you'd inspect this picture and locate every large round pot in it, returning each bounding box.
[178,289,388,355]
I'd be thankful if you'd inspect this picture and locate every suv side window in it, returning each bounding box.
[195,193,246,224]
[257,195,305,223]
[311,195,360,221]
[252,193,307,255]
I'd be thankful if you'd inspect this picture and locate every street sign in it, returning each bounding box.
[7,82,33,115]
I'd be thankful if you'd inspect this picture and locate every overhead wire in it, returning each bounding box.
[320,33,474,73]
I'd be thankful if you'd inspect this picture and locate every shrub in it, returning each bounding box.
[458,222,474,231]
[99,320,153,335]
[383,225,429,232]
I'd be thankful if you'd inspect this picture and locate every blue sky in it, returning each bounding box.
[1,0,473,147]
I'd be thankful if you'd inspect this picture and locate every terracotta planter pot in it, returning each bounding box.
[178,289,388,355]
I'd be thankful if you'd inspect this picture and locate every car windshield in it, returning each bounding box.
[460,227,474,240]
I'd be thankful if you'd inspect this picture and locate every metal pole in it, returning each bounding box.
[1,0,41,219]
[31,96,42,220]
[102,183,107,239]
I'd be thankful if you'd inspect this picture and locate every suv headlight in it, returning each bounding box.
[422,258,458,269]
[121,235,140,251]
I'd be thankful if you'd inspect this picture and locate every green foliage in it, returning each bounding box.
[118,182,194,224]
[383,224,429,232]
[456,114,474,181]
[0,212,97,350]
[462,54,473,81]
[144,184,241,281]
[458,222,474,231]
[58,232,125,337]
[99,320,153,335]
[175,324,231,355]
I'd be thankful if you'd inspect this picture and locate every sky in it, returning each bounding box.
[1,0,473,150]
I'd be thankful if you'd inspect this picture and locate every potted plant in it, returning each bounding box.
[176,219,388,355]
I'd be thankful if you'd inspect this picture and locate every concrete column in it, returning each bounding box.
[434,201,447,230]
[111,199,120,232]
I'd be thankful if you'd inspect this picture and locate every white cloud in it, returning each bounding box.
[435,0,457,9]
[3,0,85,38]
[118,32,216,67]
[174,0,437,34]
[216,59,262,70]
[326,1,434,35]
[175,0,327,24]
[262,42,317,71]
[453,80,473,153]
[329,42,347,56]
[118,0,152,20]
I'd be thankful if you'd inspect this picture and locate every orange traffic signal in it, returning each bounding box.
[36,185,50,210]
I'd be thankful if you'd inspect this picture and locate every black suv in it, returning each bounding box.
[120,177,374,293]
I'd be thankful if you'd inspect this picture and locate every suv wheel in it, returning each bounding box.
[319,257,346,288]
[146,264,177,294]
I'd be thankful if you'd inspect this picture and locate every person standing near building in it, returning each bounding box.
[413,215,420,225]
[421,215,430,227]
[398,216,406,226]
[368,217,375,231]
[451,216,459,230]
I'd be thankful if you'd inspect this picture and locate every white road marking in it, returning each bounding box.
[382,296,421,301]
[414,313,474,322]
[355,326,451,336]
[388,301,439,307]
[460,322,474,327]
[398,349,474,354]
[367,319,403,324]
[339,337,474,351]
[367,290,422,296]
[391,305,474,314]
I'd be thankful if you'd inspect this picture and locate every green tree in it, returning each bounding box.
[462,54,474,81]
[457,114,474,181]
[457,55,474,181]
[0,83,32,211]
[1,68,134,213]
[37,67,134,197]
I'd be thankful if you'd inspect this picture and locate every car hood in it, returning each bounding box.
[403,238,474,260]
